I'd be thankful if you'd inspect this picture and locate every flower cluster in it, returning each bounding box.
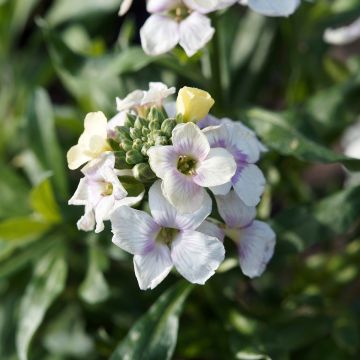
[120,0,301,56]
[67,82,275,290]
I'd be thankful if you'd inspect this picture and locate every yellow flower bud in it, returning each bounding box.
[176,87,215,123]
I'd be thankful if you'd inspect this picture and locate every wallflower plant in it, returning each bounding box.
[67,83,276,290]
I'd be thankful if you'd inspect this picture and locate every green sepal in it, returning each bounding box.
[134,116,148,129]
[149,120,161,131]
[126,149,144,165]
[161,119,177,137]
[124,113,136,128]
[132,138,143,151]
[115,126,131,142]
[133,163,156,182]
[130,127,142,140]
[121,139,133,152]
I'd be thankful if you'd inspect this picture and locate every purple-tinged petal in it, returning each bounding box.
[110,206,160,255]
[172,122,210,161]
[197,114,221,129]
[209,181,232,196]
[238,220,276,278]
[140,15,179,56]
[196,220,225,242]
[232,163,265,206]
[179,12,215,57]
[148,145,178,179]
[244,0,300,17]
[162,169,205,213]
[183,0,219,13]
[171,230,225,284]
[193,148,236,187]
[149,180,212,230]
[133,244,173,290]
[216,190,256,228]
[147,0,180,13]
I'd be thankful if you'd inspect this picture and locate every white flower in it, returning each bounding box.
[69,153,143,233]
[239,0,300,17]
[203,119,266,206]
[67,112,111,170]
[140,0,215,56]
[115,82,175,113]
[324,17,360,45]
[216,191,275,278]
[110,180,225,290]
[148,122,236,213]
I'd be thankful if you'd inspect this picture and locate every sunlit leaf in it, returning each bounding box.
[16,245,68,360]
[111,281,193,360]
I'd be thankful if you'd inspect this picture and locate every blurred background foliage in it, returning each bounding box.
[0,0,360,359]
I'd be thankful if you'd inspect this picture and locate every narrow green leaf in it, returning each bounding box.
[27,88,68,196]
[30,178,61,223]
[110,281,193,360]
[16,246,68,360]
[243,108,360,170]
[0,217,49,242]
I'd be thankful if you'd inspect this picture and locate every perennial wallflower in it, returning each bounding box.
[148,122,236,213]
[110,181,225,290]
[69,153,143,233]
[216,190,276,277]
[203,119,266,206]
[67,112,112,170]
[140,0,216,56]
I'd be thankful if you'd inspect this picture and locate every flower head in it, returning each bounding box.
[140,0,215,56]
[110,180,225,290]
[216,190,275,278]
[69,153,143,233]
[203,119,266,206]
[148,122,236,213]
[67,112,111,170]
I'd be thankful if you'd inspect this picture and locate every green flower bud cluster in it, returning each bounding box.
[114,106,177,182]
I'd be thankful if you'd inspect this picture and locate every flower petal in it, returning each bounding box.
[77,207,95,232]
[209,182,232,196]
[196,220,225,242]
[245,0,300,17]
[107,111,127,137]
[179,12,215,57]
[171,230,225,284]
[183,0,219,13]
[140,15,179,56]
[172,122,210,160]
[149,180,211,229]
[116,90,145,112]
[238,220,276,278]
[216,190,256,228]
[68,178,89,206]
[110,206,160,255]
[133,244,173,290]
[324,17,360,45]
[142,82,176,106]
[94,196,115,233]
[67,144,92,170]
[232,163,265,206]
[79,112,108,145]
[147,0,180,13]
[162,169,205,213]
[148,145,178,179]
[193,148,236,187]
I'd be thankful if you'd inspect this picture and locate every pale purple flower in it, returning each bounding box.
[69,153,143,233]
[216,190,275,278]
[148,122,236,213]
[203,119,266,206]
[110,181,225,290]
[140,0,215,56]
[239,0,301,17]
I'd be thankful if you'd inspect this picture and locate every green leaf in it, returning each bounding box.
[46,0,120,26]
[110,281,193,360]
[79,238,110,304]
[0,217,49,242]
[16,246,68,360]
[0,163,30,218]
[27,88,68,196]
[332,314,359,353]
[243,108,360,171]
[273,186,360,250]
[30,178,61,223]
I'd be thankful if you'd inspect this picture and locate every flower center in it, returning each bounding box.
[177,155,197,175]
[170,6,190,22]
[102,182,113,196]
[156,227,178,246]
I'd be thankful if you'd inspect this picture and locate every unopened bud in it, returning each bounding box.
[126,149,144,165]
[124,113,136,128]
[133,163,156,182]
[161,119,177,137]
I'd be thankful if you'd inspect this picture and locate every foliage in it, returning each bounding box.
[0,0,360,359]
